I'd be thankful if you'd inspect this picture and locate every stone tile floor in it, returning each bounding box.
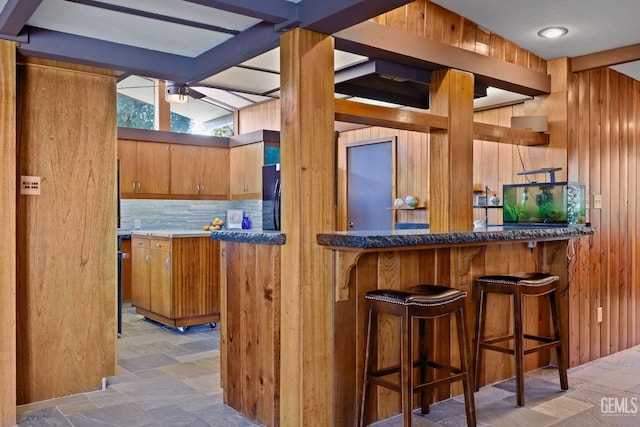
[16,304,640,426]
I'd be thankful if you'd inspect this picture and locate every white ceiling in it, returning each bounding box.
[4,0,640,127]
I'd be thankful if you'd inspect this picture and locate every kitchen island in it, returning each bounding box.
[130,229,220,332]
[209,226,593,426]
[317,225,595,425]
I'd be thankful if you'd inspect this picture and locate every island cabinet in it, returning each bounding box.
[210,231,285,427]
[131,234,220,330]
[118,139,170,196]
[169,144,229,198]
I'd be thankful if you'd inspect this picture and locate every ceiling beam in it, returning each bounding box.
[335,21,551,96]
[17,28,194,81]
[301,0,413,35]
[66,0,239,35]
[571,43,640,73]
[0,0,42,36]
[184,0,292,23]
[191,21,280,84]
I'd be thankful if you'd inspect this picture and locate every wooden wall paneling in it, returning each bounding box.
[633,80,640,345]
[599,68,612,357]
[405,0,427,38]
[241,243,258,420]
[588,69,603,361]
[609,70,621,355]
[0,39,16,427]
[17,60,117,403]
[618,73,629,352]
[576,71,592,364]
[237,99,281,134]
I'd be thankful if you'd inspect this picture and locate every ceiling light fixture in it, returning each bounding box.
[537,26,568,39]
[165,82,189,104]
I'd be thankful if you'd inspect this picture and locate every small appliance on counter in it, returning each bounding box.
[262,163,281,230]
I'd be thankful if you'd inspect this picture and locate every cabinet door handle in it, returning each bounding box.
[165,258,170,270]
[145,254,151,264]
[196,184,200,193]
[200,184,204,193]
[156,243,161,248]
[131,182,136,192]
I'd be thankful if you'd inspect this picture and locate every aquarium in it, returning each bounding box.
[502,182,586,227]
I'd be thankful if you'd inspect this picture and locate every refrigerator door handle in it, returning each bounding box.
[274,179,281,230]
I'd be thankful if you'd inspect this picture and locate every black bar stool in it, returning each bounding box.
[474,272,568,406]
[360,285,476,427]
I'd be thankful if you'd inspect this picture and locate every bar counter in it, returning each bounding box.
[317,225,594,425]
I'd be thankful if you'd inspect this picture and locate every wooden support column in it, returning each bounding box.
[429,69,474,232]
[155,79,171,131]
[279,28,336,425]
[0,39,17,427]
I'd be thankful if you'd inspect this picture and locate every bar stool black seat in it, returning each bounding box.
[474,272,568,406]
[360,285,476,427]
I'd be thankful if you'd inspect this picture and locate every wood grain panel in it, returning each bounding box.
[375,1,547,74]
[220,242,281,427]
[16,60,117,403]
[337,242,567,424]
[0,39,16,427]
[279,28,335,426]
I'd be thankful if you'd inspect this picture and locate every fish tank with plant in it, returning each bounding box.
[502,182,586,227]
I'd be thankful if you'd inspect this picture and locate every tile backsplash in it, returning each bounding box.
[120,199,262,230]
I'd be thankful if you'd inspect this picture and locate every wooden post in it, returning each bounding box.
[279,28,336,425]
[429,69,474,232]
[0,39,17,427]
[155,79,171,131]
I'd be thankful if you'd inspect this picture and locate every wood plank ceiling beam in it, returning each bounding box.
[571,43,640,73]
[335,98,549,146]
[334,20,551,97]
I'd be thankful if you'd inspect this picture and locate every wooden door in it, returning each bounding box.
[199,146,229,196]
[136,141,170,194]
[230,142,263,198]
[170,144,203,195]
[149,238,171,318]
[131,237,151,310]
[118,139,138,195]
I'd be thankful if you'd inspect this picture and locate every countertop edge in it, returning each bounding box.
[209,230,286,245]
[316,226,596,249]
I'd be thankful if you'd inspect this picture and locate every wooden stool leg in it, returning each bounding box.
[455,308,477,427]
[549,291,569,390]
[474,288,487,391]
[513,291,525,406]
[360,306,376,427]
[418,318,430,414]
[401,309,413,427]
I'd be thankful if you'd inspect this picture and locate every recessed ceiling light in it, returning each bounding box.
[537,27,568,39]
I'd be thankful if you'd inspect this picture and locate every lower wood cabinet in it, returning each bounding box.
[131,234,220,330]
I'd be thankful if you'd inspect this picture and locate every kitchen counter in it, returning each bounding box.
[317,225,595,249]
[130,229,212,238]
[320,225,594,424]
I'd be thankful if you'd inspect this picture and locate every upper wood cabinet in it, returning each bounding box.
[118,139,170,196]
[170,144,229,198]
[230,142,263,199]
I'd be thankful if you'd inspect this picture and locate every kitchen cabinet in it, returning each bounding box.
[131,234,220,330]
[118,139,170,196]
[230,142,263,199]
[229,141,280,199]
[170,144,229,198]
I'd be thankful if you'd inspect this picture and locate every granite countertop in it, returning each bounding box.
[209,229,286,245]
[317,225,595,249]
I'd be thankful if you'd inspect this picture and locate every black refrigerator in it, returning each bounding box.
[262,163,281,230]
